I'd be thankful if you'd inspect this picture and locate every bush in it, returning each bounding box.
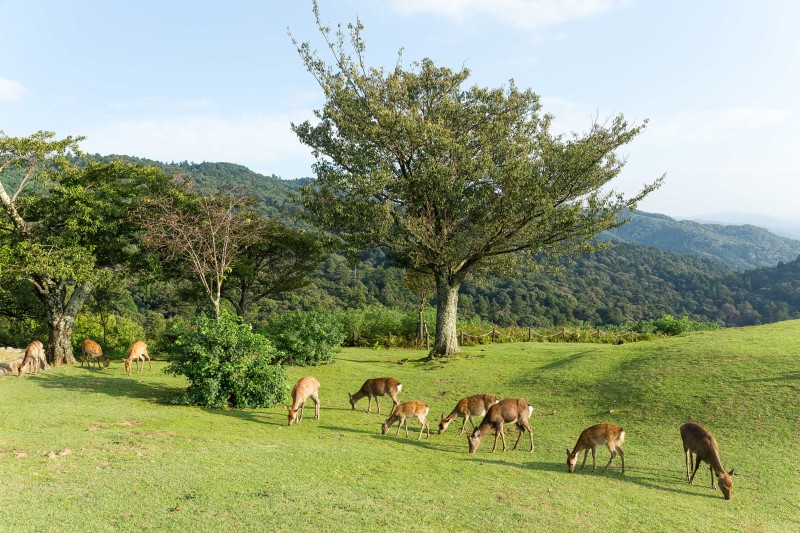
[262,310,344,366]
[633,314,720,336]
[165,313,286,408]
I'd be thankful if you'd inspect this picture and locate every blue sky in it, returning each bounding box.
[2,0,799,222]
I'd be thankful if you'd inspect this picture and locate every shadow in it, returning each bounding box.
[319,424,378,436]
[463,457,564,473]
[740,371,800,383]
[535,349,597,371]
[31,370,181,404]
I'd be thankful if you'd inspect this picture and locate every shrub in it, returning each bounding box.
[165,313,286,408]
[633,314,720,336]
[262,310,344,366]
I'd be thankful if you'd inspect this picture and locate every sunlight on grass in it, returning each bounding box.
[1,321,798,531]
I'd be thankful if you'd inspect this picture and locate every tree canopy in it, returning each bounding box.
[291,8,662,355]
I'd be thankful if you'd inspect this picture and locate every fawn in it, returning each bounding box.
[381,400,430,440]
[286,376,321,426]
[566,423,626,474]
[438,394,499,434]
[124,341,152,375]
[80,339,109,369]
[680,422,735,500]
[349,377,402,414]
[467,398,534,454]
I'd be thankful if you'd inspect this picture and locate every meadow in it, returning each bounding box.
[1,320,798,532]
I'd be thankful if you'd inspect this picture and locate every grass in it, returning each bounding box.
[1,320,799,532]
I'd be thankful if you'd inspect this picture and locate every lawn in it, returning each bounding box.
[1,320,798,532]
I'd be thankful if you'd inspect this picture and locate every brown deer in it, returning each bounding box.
[80,339,109,369]
[18,340,45,375]
[286,376,321,426]
[467,397,534,454]
[438,394,499,434]
[381,400,430,440]
[124,341,152,375]
[566,423,626,474]
[680,422,735,500]
[349,377,402,414]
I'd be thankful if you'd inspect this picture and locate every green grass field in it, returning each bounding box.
[1,321,798,532]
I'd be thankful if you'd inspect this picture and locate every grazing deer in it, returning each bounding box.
[124,341,152,375]
[467,398,534,454]
[18,340,45,376]
[80,339,109,369]
[349,377,402,414]
[286,376,321,426]
[680,422,735,500]
[566,423,626,474]
[438,394,499,434]
[381,400,430,440]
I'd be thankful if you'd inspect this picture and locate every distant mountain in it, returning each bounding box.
[686,212,800,240]
[607,211,800,271]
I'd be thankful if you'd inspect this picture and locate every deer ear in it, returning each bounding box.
[728,469,736,476]
[566,448,571,455]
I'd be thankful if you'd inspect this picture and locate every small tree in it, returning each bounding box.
[165,313,287,408]
[291,7,662,356]
[222,218,329,318]
[139,190,260,319]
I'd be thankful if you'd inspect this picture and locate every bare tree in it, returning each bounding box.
[140,191,260,319]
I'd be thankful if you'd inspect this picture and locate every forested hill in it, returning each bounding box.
[607,211,800,270]
[94,155,800,271]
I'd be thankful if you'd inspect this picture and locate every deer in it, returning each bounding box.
[124,341,152,375]
[286,376,321,426]
[438,394,499,434]
[566,423,626,474]
[18,340,45,376]
[381,400,430,440]
[349,377,402,414]
[467,397,534,454]
[680,422,735,500]
[80,339,109,369]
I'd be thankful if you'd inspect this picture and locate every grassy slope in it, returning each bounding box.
[1,321,798,532]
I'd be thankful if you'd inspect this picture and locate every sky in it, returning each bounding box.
[2,0,799,223]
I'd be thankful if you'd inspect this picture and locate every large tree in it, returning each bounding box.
[0,131,172,364]
[291,10,662,356]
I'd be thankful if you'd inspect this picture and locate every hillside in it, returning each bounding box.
[607,211,800,270]
[2,323,798,530]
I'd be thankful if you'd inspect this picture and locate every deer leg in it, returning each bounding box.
[299,400,306,422]
[581,449,589,470]
[404,418,410,438]
[499,423,508,452]
[710,465,716,490]
[367,396,372,413]
[604,445,615,472]
[375,396,380,414]
[147,354,152,369]
[491,428,500,453]
[460,416,469,435]
[512,425,524,450]
[312,394,320,420]
[591,446,597,471]
[689,455,702,484]
[394,418,401,436]
[684,449,691,482]
[417,416,426,440]
[424,417,430,439]
[618,447,625,475]
[391,395,399,414]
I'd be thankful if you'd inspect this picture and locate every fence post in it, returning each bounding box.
[460,330,464,346]
[528,327,531,342]
[491,327,497,343]
[424,322,430,351]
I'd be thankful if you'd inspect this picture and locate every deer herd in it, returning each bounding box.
[288,374,737,500]
[15,337,737,500]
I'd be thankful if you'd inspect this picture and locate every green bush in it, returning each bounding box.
[633,314,720,336]
[165,313,286,408]
[263,310,344,366]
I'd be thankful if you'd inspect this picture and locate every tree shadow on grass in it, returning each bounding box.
[31,370,180,404]
[534,349,598,372]
[741,371,800,383]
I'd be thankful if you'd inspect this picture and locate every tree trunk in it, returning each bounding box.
[48,316,77,365]
[431,273,462,357]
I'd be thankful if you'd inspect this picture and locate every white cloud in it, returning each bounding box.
[388,0,627,30]
[0,77,25,101]
[81,114,316,178]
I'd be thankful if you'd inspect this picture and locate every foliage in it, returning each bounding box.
[164,313,286,408]
[262,309,344,365]
[632,314,720,336]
